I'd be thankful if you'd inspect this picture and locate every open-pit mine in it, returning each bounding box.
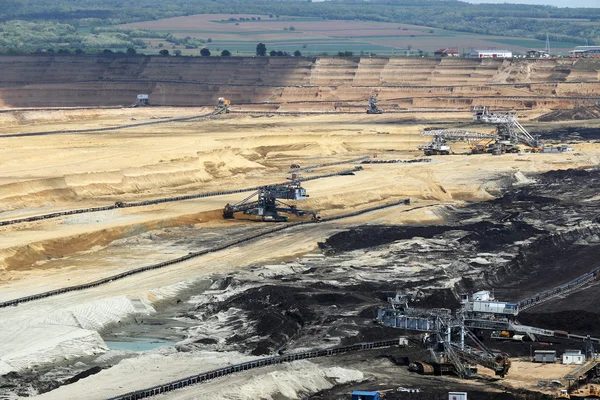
[0,56,600,400]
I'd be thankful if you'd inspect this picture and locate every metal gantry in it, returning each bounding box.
[378,285,600,379]
[473,106,543,152]
[419,106,545,155]
[378,293,511,378]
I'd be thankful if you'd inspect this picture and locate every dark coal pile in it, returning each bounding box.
[198,281,413,355]
[184,168,600,358]
[0,365,104,397]
[217,285,318,355]
[519,310,600,336]
[534,126,600,141]
[319,221,542,254]
[471,168,600,299]
[537,106,600,122]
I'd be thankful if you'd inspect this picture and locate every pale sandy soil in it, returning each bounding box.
[479,360,576,397]
[1,111,597,280]
[0,108,599,397]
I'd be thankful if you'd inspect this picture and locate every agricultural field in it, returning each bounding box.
[122,14,577,56]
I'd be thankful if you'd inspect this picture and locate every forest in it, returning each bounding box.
[0,0,599,55]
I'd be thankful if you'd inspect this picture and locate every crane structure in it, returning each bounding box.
[223,175,318,222]
[419,107,544,156]
[472,106,544,153]
[379,293,511,378]
[378,289,600,379]
[367,95,383,114]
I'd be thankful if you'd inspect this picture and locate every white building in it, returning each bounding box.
[569,46,600,57]
[469,50,512,59]
[562,349,585,365]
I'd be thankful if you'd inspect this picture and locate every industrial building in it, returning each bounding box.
[434,49,460,57]
[461,290,519,315]
[534,350,557,363]
[563,350,585,365]
[469,50,512,58]
[569,46,600,57]
[526,50,550,58]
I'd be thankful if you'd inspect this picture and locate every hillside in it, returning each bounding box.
[0,56,599,110]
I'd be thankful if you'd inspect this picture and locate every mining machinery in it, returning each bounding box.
[379,287,600,382]
[135,94,150,107]
[223,176,319,222]
[472,106,544,153]
[367,95,383,114]
[419,129,496,156]
[418,136,451,156]
[418,107,544,156]
[378,293,511,378]
[215,97,231,114]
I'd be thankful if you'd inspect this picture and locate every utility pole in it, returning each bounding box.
[545,33,551,55]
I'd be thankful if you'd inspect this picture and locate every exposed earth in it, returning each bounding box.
[0,57,599,400]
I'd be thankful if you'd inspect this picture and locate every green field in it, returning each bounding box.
[488,38,575,49]
[124,14,581,56]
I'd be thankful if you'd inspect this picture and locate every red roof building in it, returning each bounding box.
[434,48,460,57]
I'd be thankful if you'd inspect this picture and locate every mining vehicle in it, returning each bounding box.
[223,177,318,222]
[367,95,383,114]
[215,97,231,113]
[571,385,600,399]
[419,136,451,156]
[491,330,525,342]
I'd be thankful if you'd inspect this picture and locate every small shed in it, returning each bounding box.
[352,391,380,400]
[534,350,557,363]
[449,392,468,400]
[563,350,585,365]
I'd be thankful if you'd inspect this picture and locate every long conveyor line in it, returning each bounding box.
[0,108,466,138]
[0,161,367,227]
[0,199,418,309]
[70,77,600,89]
[106,339,405,400]
[0,110,220,138]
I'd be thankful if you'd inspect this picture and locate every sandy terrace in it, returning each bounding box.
[0,111,598,283]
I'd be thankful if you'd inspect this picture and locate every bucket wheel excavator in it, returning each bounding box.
[223,176,319,222]
[472,106,544,154]
[419,107,544,156]
[367,95,383,114]
[215,97,231,114]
